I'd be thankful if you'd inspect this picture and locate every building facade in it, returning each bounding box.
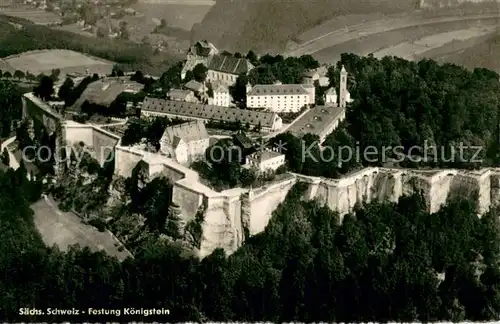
[243,149,286,172]
[324,87,337,105]
[210,83,232,107]
[246,84,315,113]
[167,89,197,103]
[159,120,210,165]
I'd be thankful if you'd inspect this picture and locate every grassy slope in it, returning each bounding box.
[191,0,419,54]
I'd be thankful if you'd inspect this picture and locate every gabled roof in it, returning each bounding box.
[207,55,253,75]
[142,97,280,128]
[213,83,229,93]
[233,131,254,150]
[251,150,283,162]
[247,84,309,97]
[168,89,193,100]
[325,87,336,95]
[161,120,209,148]
[184,80,204,92]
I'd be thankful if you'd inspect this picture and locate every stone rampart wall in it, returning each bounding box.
[114,141,500,257]
[64,122,120,165]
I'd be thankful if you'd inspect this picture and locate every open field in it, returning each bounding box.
[414,32,494,61]
[286,14,500,57]
[373,26,497,60]
[434,33,500,71]
[312,19,499,63]
[32,196,132,261]
[131,2,213,31]
[4,49,115,76]
[0,7,61,25]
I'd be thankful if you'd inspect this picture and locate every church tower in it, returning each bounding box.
[339,65,348,108]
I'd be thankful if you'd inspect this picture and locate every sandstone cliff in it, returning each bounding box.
[113,141,500,258]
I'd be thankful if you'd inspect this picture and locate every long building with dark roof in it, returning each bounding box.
[140,97,283,132]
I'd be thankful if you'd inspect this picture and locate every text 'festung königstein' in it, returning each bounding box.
[87,308,170,316]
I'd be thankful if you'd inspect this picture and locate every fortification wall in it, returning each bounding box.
[114,145,144,177]
[113,138,500,258]
[245,175,297,235]
[64,122,120,166]
[92,127,120,165]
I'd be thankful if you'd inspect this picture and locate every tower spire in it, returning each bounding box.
[339,65,348,108]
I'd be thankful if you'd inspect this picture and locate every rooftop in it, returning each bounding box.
[168,89,193,100]
[161,120,209,148]
[325,87,336,95]
[286,105,345,139]
[70,77,144,111]
[233,131,254,150]
[142,97,280,128]
[213,83,229,93]
[253,150,284,162]
[247,84,310,97]
[184,80,204,92]
[207,55,253,75]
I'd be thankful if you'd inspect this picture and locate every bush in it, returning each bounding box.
[89,218,106,232]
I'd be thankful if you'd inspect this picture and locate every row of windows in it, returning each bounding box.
[208,71,237,82]
[248,95,308,100]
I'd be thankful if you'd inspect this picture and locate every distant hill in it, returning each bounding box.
[192,0,419,54]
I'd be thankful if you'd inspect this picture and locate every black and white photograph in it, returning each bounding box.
[1,0,500,321]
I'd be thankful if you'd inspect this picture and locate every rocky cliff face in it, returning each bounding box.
[194,167,499,257]
[114,144,500,258]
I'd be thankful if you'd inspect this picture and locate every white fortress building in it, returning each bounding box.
[246,82,316,113]
[160,120,210,165]
[243,148,286,173]
[209,82,232,107]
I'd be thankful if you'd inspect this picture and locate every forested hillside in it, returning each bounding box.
[192,0,418,53]
[2,171,500,321]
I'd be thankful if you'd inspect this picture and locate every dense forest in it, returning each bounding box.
[271,53,500,178]
[2,166,500,321]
